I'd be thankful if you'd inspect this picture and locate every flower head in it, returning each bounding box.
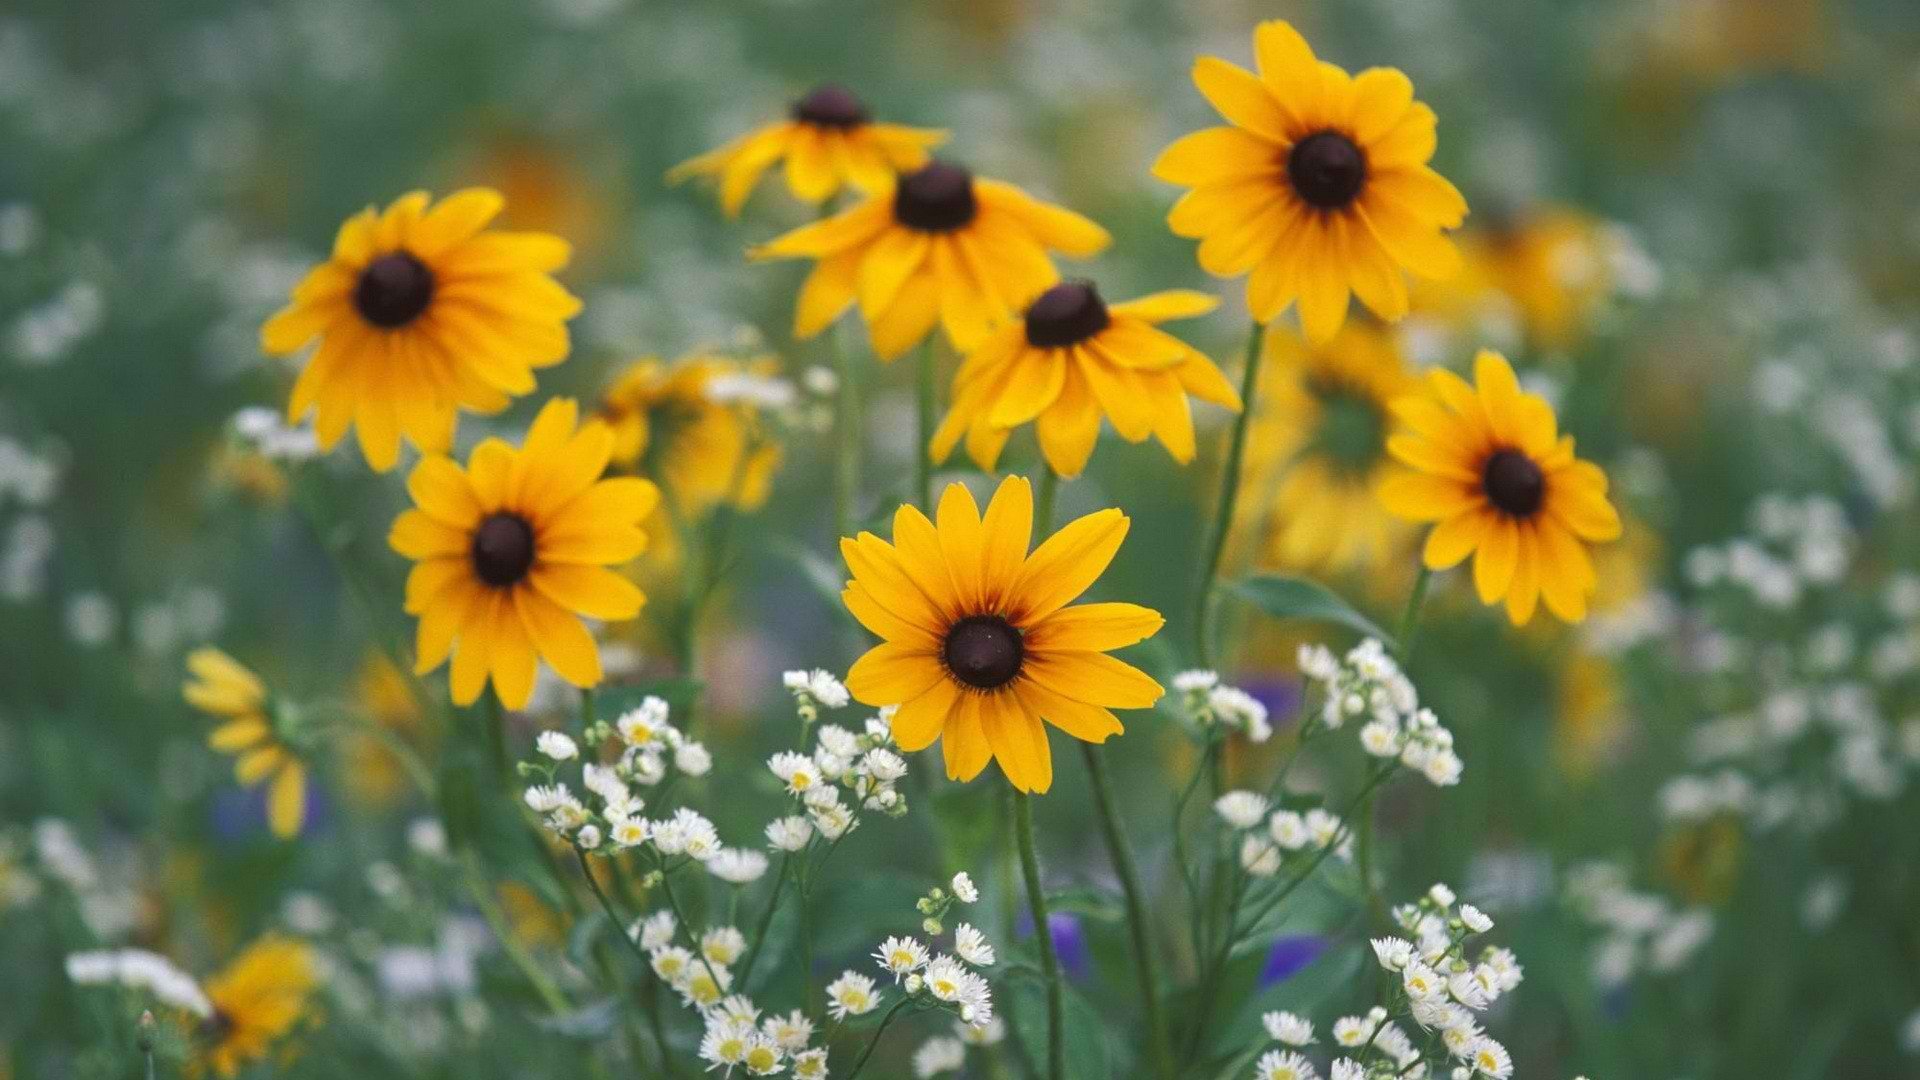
[1153,21,1466,341]
[390,398,658,707]
[752,162,1109,360]
[1378,350,1622,624]
[842,476,1165,793]
[261,189,579,471]
[669,85,946,215]
[825,970,881,1019]
[184,648,307,838]
[199,935,318,1077]
[931,282,1241,477]
[599,354,782,517]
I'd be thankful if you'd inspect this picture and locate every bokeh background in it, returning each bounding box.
[5,0,1920,1077]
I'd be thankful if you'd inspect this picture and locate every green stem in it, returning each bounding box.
[1191,321,1268,670]
[915,338,936,510]
[483,691,509,789]
[798,870,818,1014]
[1014,792,1064,1080]
[575,847,652,970]
[1395,565,1433,663]
[579,688,596,734]
[461,851,569,1015]
[1034,463,1059,532]
[833,324,862,538]
[1081,744,1172,1080]
[737,855,792,988]
[843,996,914,1080]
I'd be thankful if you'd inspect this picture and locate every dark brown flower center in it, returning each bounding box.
[943,614,1024,690]
[1482,449,1545,518]
[1287,131,1367,211]
[1024,281,1110,348]
[472,512,536,587]
[354,251,436,328]
[893,161,977,232]
[792,84,869,129]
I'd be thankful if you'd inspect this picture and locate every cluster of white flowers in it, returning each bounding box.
[1172,669,1273,742]
[1564,863,1714,989]
[783,668,851,723]
[520,699,758,884]
[766,708,909,845]
[230,405,318,460]
[1684,494,1851,609]
[65,947,212,1017]
[694,993,828,1077]
[1298,640,1462,787]
[910,1017,1007,1078]
[1245,885,1523,1080]
[1213,790,1350,878]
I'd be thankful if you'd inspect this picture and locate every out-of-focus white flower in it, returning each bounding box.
[1263,1010,1314,1046]
[1214,790,1270,829]
[950,871,979,904]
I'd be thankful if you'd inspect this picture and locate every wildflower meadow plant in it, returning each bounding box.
[19,3,1920,1079]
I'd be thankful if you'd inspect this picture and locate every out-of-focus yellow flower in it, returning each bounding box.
[842,477,1164,793]
[1152,20,1466,342]
[601,354,783,517]
[670,85,946,216]
[1242,323,1418,575]
[1555,651,1628,778]
[341,655,427,807]
[184,649,306,839]
[389,398,657,708]
[497,880,567,950]
[1379,351,1622,625]
[1413,207,1617,353]
[932,283,1241,477]
[467,135,608,260]
[261,189,580,472]
[1660,815,1744,906]
[751,162,1109,360]
[197,935,317,1078]
[210,448,289,504]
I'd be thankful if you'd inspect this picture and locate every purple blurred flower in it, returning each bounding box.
[1238,677,1303,731]
[1259,933,1327,987]
[210,783,326,842]
[1017,910,1090,981]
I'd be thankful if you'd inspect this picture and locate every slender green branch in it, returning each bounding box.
[461,851,569,1015]
[1034,464,1059,532]
[1014,791,1064,1080]
[915,338,936,509]
[1396,565,1433,664]
[1191,320,1268,669]
[843,996,914,1080]
[575,846,653,970]
[736,854,792,987]
[833,322,862,539]
[1081,744,1173,1080]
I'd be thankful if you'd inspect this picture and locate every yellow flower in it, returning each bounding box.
[1556,651,1627,778]
[841,476,1164,793]
[751,162,1109,360]
[1378,350,1622,624]
[341,654,426,806]
[390,398,658,708]
[1244,323,1418,574]
[669,85,946,216]
[198,935,317,1078]
[601,354,783,515]
[1152,20,1467,342]
[184,648,306,839]
[1413,206,1617,352]
[261,189,581,472]
[930,283,1243,477]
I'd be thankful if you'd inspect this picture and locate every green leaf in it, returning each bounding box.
[1007,974,1117,1080]
[1044,886,1124,923]
[1226,574,1394,646]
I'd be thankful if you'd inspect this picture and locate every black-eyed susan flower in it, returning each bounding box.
[600,354,782,515]
[261,189,581,472]
[1242,323,1418,573]
[184,648,307,839]
[930,282,1242,477]
[198,935,317,1078]
[1378,350,1622,624]
[390,398,658,709]
[1413,205,1621,352]
[1152,20,1466,342]
[669,85,947,216]
[751,161,1110,360]
[841,476,1164,793]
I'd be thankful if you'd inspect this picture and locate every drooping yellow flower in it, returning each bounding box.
[751,161,1109,360]
[1242,323,1418,574]
[1378,350,1622,624]
[341,654,427,806]
[669,85,947,216]
[1152,20,1467,342]
[184,648,306,839]
[841,476,1164,793]
[930,283,1243,477]
[197,935,317,1078]
[600,354,783,516]
[261,189,581,472]
[390,398,658,708]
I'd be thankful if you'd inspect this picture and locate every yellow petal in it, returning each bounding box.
[1008,507,1128,623]
[846,641,946,707]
